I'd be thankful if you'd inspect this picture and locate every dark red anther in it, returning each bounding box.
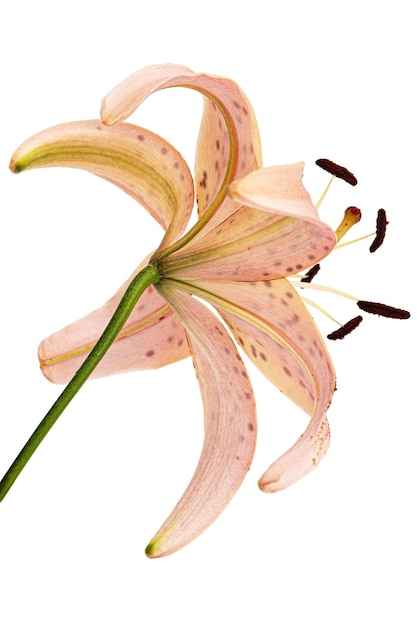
[300,263,321,283]
[315,159,358,186]
[327,316,363,340]
[357,300,410,319]
[369,209,388,253]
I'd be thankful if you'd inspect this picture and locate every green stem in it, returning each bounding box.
[0,263,160,501]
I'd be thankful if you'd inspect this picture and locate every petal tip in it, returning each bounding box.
[145,541,158,559]
[9,156,24,174]
[257,476,281,494]
[145,534,173,559]
[100,97,117,126]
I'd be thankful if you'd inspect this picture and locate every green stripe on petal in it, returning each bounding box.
[146,285,257,558]
[101,63,263,249]
[166,277,335,491]
[38,279,189,384]
[9,120,194,248]
[158,164,336,281]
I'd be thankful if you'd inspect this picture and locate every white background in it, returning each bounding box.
[1,1,415,624]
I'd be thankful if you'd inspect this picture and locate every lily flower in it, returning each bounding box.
[7,64,341,557]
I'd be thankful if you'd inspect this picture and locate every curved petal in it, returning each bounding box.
[259,415,331,493]
[228,163,323,218]
[172,277,335,491]
[101,63,262,232]
[194,86,261,220]
[145,286,257,558]
[158,163,336,281]
[39,264,189,384]
[10,120,194,247]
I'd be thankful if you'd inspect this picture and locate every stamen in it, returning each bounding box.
[369,209,388,253]
[300,263,321,283]
[357,300,410,319]
[292,280,359,302]
[335,232,374,249]
[327,316,363,340]
[298,296,342,326]
[315,175,334,209]
[316,159,358,186]
[335,206,362,242]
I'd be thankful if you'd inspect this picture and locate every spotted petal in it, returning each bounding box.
[101,63,262,232]
[173,277,335,491]
[38,273,189,383]
[145,285,257,558]
[10,120,194,248]
[10,121,194,382]
[159,163,337,281]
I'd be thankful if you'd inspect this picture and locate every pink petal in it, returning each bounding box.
[174,277,335,491]
[259,415,331,493]
[194,84,261,221]
[158,163,336,281]
[101,63,262,231]
[10,120,195,382]
[39,270,189,384]
[228,163,322,219]
[145,285,257,558]
[10,120,194,248]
